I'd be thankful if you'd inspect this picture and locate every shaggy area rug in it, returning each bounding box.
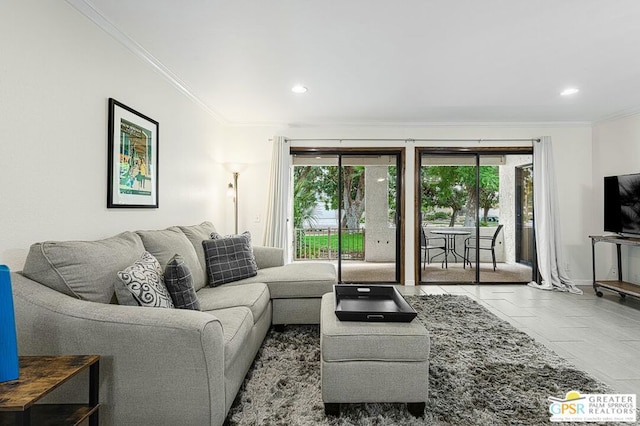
[224,295,622,426]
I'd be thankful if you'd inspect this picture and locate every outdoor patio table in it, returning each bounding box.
[430,229,471,268]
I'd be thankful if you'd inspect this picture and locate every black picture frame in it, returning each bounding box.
[107,98,159,208]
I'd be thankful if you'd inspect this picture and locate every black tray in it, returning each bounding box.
[334,285,417,322]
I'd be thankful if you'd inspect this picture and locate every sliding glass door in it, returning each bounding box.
[418,148,535,284]
[292,149,403,283]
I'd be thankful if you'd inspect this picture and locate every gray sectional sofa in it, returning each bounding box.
[11,221,336,426]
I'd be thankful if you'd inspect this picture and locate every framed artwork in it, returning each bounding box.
[107,98,159,208]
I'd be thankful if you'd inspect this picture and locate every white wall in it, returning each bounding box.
[0,0,226,270]
[223,124,594,285]
[592,113,640,284]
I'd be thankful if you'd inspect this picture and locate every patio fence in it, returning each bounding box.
[294,228,365,260]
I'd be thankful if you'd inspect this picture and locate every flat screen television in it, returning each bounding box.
[604,173,640,236]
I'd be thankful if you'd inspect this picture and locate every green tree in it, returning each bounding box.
[341,166,366,229]
[388,165,397,224]
[421,166,467,226]
[477,166,500,223]
[455,166,499,225]
[293,166,321,229]
[292,165,366,230]
[421,165,499,226]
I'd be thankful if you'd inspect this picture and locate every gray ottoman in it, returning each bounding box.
[320,292,430,417]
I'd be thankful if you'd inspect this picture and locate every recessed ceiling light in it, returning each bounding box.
[291,85,308,94]
[560,87,579,96]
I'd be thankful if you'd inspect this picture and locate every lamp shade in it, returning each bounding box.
[0,265,19,383]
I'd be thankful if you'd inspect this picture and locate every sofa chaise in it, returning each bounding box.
[10,221,336,425]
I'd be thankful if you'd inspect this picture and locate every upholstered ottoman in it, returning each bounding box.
[320,292,430,417]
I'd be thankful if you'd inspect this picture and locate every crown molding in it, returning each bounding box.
[225,119,593,128]
[282,120,593,129]
[593,107,640,125]
[65,0,229,125]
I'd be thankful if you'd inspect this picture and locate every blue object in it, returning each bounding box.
[0,265,19,382]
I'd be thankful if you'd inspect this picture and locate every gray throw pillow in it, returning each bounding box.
[136,228,206,291]
[117,251,174,308]
[164,254,201,310]
[114,280,141,306]
[174,222,217,291]
[203,232,257,286]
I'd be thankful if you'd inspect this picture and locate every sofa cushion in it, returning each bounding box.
[252,246,284,269]
[174,222,217,290]
[164,254,200,310]
[117,251,174,308]
[21,231,145,304]
[225,263,337,298]
[136,228,205,291]
[202,234,257,286]
[197,282,269,323]
[206,306,253,370]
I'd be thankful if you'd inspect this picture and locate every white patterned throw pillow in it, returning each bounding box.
[117,251,174,308]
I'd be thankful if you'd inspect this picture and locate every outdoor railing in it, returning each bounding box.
[294,228,365,260]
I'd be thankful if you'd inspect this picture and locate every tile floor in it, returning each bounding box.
[397,283,640,395]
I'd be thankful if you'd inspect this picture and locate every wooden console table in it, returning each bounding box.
[590,234,640,299]
[0,355,99,426]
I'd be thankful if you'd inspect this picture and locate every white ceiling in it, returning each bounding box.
[74,0,640,126]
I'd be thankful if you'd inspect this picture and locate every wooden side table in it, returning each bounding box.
[0,355,99,426]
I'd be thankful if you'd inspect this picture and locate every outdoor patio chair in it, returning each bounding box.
[463,224,503,271]
[420,226,446,269]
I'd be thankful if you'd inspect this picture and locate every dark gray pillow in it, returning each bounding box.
[164,254,201,310]
[203,232,257,286]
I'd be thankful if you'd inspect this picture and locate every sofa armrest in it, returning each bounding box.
[253,246,284,269]
[11,273,226,426]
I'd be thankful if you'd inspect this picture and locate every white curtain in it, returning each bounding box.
[528,136,582,294]
[263,136,292,262]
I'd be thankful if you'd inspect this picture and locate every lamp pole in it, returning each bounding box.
[233,172,239,234]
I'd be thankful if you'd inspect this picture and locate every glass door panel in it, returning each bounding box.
[476,154,534,283]
[291,153,339,263]
[340,154,400,283]
[420,155,477,283]
[292,152,401,283]
[516,164,535,268]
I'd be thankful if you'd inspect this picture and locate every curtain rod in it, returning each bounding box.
[276,138,540,142]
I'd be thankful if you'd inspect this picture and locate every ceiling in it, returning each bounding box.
[73,0,640,126]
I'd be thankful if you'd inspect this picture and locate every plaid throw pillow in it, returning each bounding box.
[164,254,201,310]
[203,232,257,286]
